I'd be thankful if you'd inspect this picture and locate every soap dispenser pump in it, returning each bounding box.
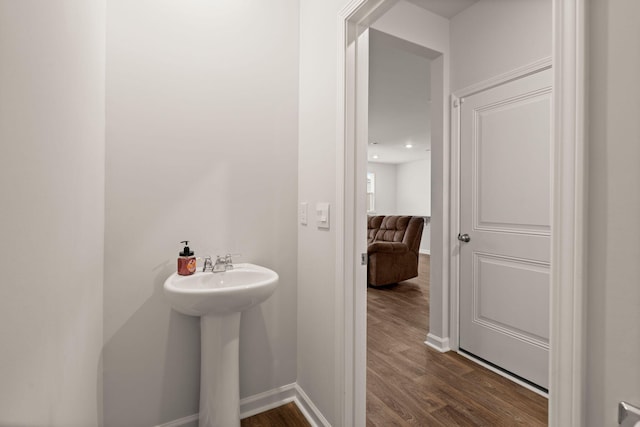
[177,240,196,276]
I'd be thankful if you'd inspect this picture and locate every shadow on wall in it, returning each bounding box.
[239,302,277,390]
[102,261,200,426]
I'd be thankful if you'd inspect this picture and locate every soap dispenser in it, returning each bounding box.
[177,240,196,276]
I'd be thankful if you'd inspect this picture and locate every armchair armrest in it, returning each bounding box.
[367,241,409,254]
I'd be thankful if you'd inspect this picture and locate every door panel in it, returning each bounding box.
[459,68,552,389]
[474,253,550,343]
[475,96,551,233]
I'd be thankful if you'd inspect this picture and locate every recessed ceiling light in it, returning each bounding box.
[405,143,413,148]
[369,141,379,145]
[372,154,379,159]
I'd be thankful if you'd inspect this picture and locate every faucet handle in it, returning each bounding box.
[202,255,213,272]
[224,253,241,264]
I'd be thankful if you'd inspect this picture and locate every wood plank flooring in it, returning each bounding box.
[241,402,309,427]
[242,254,547,426]
[366,254,548,426]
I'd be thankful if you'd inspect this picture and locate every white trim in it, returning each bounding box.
[449,93,461,352]
[457,351,549,399]
[294,384,332,427]
[449,57,553,352]
[454,57,552,99]
[154,414,199,427]
[155,383,329,427]
[242,383,330,427]
[439,57,452,365]
[419,249,431,255]
[335,6,350,426]
[425,333,450,353]
[353,25,370,427]
[549,0,586,426]
[336,3,391,426]
[239,383,298,419]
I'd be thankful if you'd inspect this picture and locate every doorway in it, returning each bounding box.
[363,2,550,424]
[337,0,586,426]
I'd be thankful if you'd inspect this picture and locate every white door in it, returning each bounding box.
[458,68,552,390]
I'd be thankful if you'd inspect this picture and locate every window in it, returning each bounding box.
[367,172,375,213]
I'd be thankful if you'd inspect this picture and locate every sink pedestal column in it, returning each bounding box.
[199,312,242,427]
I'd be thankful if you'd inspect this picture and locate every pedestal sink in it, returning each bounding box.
[164,263,278,427]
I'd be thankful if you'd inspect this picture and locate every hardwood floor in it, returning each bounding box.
[242,254,547,426]
[241,402,310,427]
[366,254,548,426]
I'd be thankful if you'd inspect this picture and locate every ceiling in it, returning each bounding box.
[404,0,478,19]
[368,30,431,164]
[367,0,478,165]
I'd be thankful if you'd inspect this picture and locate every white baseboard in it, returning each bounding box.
[419,249,431,255]
[154,413,199,427]
[155,383,329,427]
[425,333,450,353]
[293,384,331,427]
[240,383,298,418]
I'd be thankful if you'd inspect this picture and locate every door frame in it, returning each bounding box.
[335,1,586,427]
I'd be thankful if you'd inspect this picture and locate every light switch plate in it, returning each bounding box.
[316,202,330,229]
[299,202,308,225]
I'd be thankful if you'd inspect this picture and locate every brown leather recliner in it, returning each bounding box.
[367,215,424,286]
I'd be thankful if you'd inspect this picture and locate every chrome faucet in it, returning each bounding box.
[202,254,237,273]
[213,255,228,272]
[214,254,235,272]
[223,254,235,269]
[202,255,214,272]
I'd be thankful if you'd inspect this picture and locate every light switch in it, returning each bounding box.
[316,202,330,229]
[299,202,308,225]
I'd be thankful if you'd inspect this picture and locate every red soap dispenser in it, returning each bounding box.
[177,241,196,276]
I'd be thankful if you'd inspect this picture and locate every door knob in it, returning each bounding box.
[458,233,471,243]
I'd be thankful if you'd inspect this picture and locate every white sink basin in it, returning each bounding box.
[164,263,278,316]
[163,262,278,427]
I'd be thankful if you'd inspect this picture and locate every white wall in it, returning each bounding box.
[450,0,552,91]
[367,162,397,214]
[104,1,299,425]
[421,221,432,255]
[398,158,431,253]
[397,157,431,215]
[587,0,640,425]
[297,0,345,422]
[368,160,431,217]
[0,1,105,426]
